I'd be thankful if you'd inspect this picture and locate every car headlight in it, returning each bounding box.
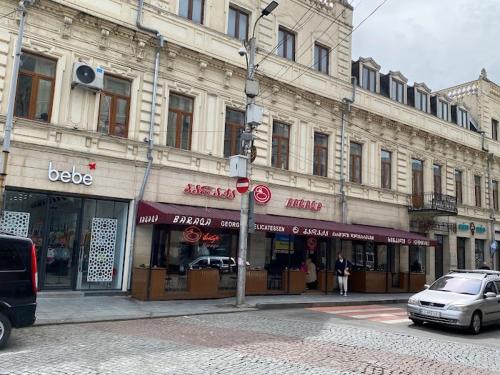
[447,304,468,311]
[408,297,419,305]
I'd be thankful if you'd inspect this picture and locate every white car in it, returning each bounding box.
[407,270,500,334]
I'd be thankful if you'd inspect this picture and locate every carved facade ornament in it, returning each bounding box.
[223,69,233,89]
[198,60,208,80]
[271,85,280,103]
[313,100,321,116]
[62,16,73,39]
[99,27,110,50]
[167,50,178,70]
[135,39,146,61]
[294,94,301,110]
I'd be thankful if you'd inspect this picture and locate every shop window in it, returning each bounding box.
[349,142,362,183]
[313,132,328,177]
[14,52,56,122]
[224,108,245,157]
[492,118,498,141]
[455,170,463,204]
[376,245,387,272]
[457,237,466,269]
[351,242,376,271]
[179,0,204,24]
[410,246,425,273]
[361,66,376,92]
[493,180,499,211]
[98,75,131,138]
[433,164,442,195]
[474,175,482,207]
[381,150,391,189]
[228,5,249,41]
[475,239,484,269]
[272,121,290,169]
[277,27,295,61]
[167,93,193,150]
[313,43,329,74]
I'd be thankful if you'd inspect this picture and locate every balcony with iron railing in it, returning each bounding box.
[409,193,458,215]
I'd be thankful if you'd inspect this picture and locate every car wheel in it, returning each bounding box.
[469,312,482,335]
[411,319,424,326]
[0,312,12,349]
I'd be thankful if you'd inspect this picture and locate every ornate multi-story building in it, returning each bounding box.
[0,0,497,297]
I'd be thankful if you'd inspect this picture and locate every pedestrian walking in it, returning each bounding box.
[335,252,352,296]
[306,256,317,289]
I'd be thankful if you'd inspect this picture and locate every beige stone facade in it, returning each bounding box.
[0,0,498,292]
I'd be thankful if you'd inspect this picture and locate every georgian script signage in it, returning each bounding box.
[285,198,323,212]
[184,184,236,200]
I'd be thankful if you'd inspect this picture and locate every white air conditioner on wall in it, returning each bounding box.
[71,62,104,91]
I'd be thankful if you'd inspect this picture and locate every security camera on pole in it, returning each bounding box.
[230,1,279,307]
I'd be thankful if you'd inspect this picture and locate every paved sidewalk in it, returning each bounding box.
[35,292,412,325]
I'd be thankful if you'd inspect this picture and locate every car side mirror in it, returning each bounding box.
[424,284,430,289]
[484,292,496,299]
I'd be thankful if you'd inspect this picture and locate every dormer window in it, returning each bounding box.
[391,80,404,103]
[458,108,468,127]
[438,100,449,121]
[415,90,428,112]
[362,66,376,92]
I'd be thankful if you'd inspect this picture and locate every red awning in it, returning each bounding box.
[137,201,435,246]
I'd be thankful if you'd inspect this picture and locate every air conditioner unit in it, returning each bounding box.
[71,62,104,91]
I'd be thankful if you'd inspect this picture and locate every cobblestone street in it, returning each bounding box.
[1,307,499,375]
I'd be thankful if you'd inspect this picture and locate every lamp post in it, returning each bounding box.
[236,1,278,307]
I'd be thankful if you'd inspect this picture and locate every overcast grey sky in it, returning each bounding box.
[351,0,500,91]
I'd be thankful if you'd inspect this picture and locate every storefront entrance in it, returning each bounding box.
[2,190,129,291]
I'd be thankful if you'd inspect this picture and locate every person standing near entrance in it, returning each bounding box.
[306,257,317,289]
[335,252,351,296]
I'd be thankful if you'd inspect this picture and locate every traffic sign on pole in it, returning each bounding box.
[236,177,250,194]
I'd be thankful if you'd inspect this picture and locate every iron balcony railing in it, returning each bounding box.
[409,192,458,215]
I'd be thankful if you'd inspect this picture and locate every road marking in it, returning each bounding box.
[308,304,411,325]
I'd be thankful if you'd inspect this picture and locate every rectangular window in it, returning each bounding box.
[458,109,468,127]
[474,175,481,207]
[391,80,404,103]
[439,101,449,121]
[381,150,391,189]
[272,122,290,169]
[350,142,362,183]
[415,90,428,112]
[313,132,328,177]
[361,66,376,92]
[433,164,442,195]
[493,180,499,211]
[313,43,329,74]
[167,93,193,150]
[277,27,295,61]
[224,108,245,157]
[228,5,249,41]
[492,118,498,141]
[412,159,424,207]
[179,0,204,24]
[410,246,426,273]
[455,170,463,205]
[457,238,466,269]
[475,239,484,269]
[14,52,56,122]
[98,75,131,138]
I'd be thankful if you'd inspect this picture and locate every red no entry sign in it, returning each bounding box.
[236,177,250,193]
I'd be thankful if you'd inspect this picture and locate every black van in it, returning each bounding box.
[0,234,37,348]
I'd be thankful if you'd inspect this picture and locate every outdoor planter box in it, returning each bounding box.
[187,269,219,297]
[246,269,268,294]
[317,270,335,292]
[132,267,166,300]
[282,270,306,294]
[409,273,426,292]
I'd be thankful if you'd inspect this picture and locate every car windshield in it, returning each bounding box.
[429,276,482,295]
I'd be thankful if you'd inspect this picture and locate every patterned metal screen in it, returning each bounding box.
[0,211,30,237]
[87,218,118,282]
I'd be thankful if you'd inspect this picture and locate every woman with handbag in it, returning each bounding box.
[335,252,351,296]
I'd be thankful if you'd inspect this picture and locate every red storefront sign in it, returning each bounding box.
[184,183,236,200]
[285,198,322,212]
[182,226,221,247]
[253,185,272,205]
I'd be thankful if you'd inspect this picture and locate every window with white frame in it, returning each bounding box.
[439,100,449,121]
[458,108,468,127]
[362,66,376,92]
[391,79,404,103]
[415,90,428,112]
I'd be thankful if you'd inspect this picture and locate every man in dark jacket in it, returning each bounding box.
[335,252,352,296]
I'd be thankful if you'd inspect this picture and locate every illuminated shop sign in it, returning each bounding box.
[184,184,236,200]
[285,198,323,212]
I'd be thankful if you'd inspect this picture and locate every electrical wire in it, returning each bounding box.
[0,8,19,20]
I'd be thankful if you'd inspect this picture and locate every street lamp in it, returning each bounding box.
[235,1,278,307]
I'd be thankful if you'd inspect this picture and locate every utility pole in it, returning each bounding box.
[0,0,33,214]
[236,1,278,307]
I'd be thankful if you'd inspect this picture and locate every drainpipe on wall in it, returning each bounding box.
[339,77,357,224]
[127,0,165,295]
[481,131,496,269]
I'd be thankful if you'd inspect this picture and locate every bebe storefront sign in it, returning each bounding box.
[48,162,93,186]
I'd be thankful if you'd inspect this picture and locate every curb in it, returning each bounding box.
[255,298,409,310]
